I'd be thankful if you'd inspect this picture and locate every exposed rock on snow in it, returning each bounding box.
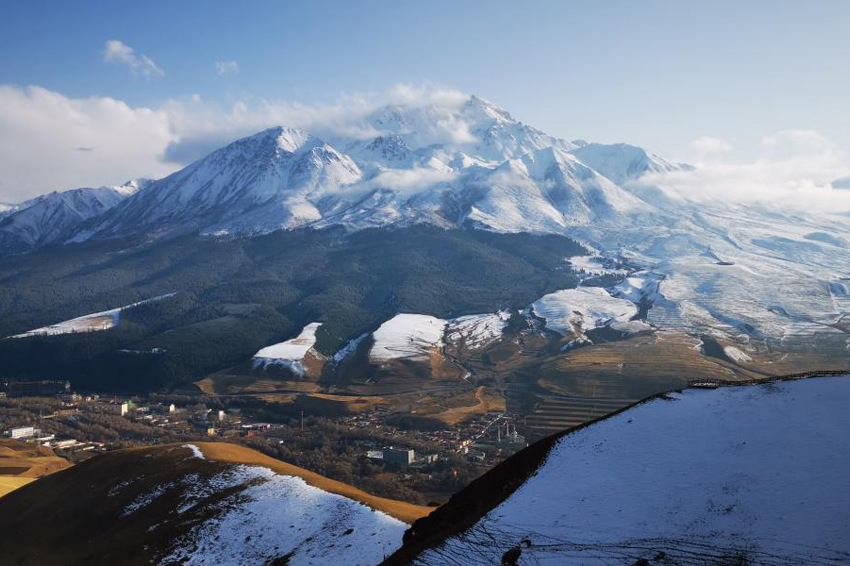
[444,311,510,351]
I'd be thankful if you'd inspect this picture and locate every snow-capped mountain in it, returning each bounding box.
[0,179,147,255]
[8,95,850,354]
[78,128,363,239]
[74,95,680,241]
[568,141,690,186]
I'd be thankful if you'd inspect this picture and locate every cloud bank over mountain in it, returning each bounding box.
[0,83,847,212]
[641,129,850,212]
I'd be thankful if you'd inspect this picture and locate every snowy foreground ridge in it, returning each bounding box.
[413,376,850,565]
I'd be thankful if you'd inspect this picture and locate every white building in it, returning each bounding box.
[9,426,36,439]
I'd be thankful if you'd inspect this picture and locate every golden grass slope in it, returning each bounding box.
[195,442,433,523]
[0,440,72,498]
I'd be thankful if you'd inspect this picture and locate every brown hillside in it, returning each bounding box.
[0,442,431,566]
[0,440,72,498]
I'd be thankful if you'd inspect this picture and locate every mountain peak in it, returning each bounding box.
[1,95,698,252]
[0,184,134,254]
[464,94,515,123]
[569,142,686,185]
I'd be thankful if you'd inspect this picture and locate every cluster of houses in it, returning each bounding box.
[366,446,440,468]
[3,425,104,453]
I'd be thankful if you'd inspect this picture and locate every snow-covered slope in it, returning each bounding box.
[79,128,363,239]
[370,314,447,363]
[68,95,681,241]
[405,376,850,565]
[7,292,176,339]
[0,442,430,566]
[568,142,689,186]
[253,322,322,375]
[0,179,145,255]
[444,312,510,351]
[366,311,512,365]
[532,286,643,340]
[159,456,407,566]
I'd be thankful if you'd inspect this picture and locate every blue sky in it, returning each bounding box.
[1,0,848,201]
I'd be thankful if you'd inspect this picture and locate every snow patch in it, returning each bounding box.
[370,314,447,362]
[723,345,752,363]
[444,311,510,350]
[568,255,624,276]
[182,444,205,460]
[253,322,322,372]
[611,271,664,303]
[332,332,369,363]
[8,293,177,339]
[532,287,638,338]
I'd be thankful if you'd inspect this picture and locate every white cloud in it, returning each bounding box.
[215,60,239,77]
[103,40,164,79]
[0,85,174,202]
[8,81,843,215]
[360,167,458,194]
[690,136,733,156]
[641,131,850,213]
[760,129,833,158]
[158,83,476,161]
[387,83,470,108]
[0,83,475,202]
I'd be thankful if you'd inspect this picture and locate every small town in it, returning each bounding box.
[1,378,527,505]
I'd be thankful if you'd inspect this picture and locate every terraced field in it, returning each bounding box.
[524,395,637,436]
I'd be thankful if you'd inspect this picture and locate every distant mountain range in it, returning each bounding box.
[3,94,850,386]
[3,96,691,250]
[0,179,148,255]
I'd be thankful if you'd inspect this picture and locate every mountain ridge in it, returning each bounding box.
[0,179,146,255]
[0,95,690,253]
